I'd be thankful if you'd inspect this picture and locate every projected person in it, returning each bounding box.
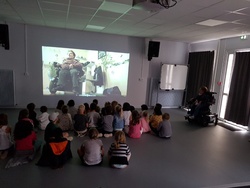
[86,61,104,93]
[53,50,83,94]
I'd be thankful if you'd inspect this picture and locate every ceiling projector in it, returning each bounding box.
[132,0,165,12]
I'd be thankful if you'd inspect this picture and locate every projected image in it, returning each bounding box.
[42,46,130,96]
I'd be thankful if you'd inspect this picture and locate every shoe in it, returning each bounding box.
[98,133,103,138]
[79,132,86,137]
[104,133,113,138]
[67,136,74,141]
[189,116,195,119]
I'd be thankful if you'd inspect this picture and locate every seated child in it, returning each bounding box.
[87,103,101,128]
[18,108,34,127]
[157,113,172,138]
[37,106,50,130]
[45,112,72,142]
[140,110,151,133]
[5,117,42,168]
[77,128,104,166]
[14,119,42,159]
[27,102,39,127]
[0,113,13,160]
[149,103,163,131]
[74,105,88,137]
[58,105,73,131]
[108,131,131,169]
[67,99,77,120]
[128,110,142,139]
[101,105,114,138]
[123,102,131,134]
[37,127,72,169]
[113,105,124,132]
[140,104,148,114]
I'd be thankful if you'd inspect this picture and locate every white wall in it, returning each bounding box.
[0,23,148,108]
[145,38,189,107]
[0,23,191,109]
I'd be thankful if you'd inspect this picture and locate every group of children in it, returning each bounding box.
[0,100,172,169]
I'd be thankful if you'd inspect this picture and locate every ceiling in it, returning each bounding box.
[1,0,250,43]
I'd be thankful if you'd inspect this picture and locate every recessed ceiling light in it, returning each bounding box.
[196,19,228,26]
[86,25,105,30]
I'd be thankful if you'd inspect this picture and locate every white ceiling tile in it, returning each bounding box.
[236,7,250,15]
[43,10,67,21]
[69,6,96,15]
[66,23,86,30]
[39,0,69,5]
[70,0,103,9]
[1,0,250,42]
[67,14,92,22]
[134,22,158,29]
[215,12,249,22]
[88,16,116,27]
[40,1,68,11]
[142,18,166,25]
[105,0,132,6]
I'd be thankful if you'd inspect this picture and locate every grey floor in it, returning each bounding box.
[1,108,250,188]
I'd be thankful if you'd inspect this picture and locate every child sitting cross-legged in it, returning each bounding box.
[108,131,131,169]
[128,110,142,139]
[0,113,14,160]
[77,128,104,166]
[156,113,172,139]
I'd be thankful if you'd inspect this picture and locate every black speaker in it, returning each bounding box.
[148,41,160,61]
[0,24,10,50]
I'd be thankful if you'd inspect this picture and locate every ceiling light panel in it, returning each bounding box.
[99,1,131,14]
[196,19,228,26]
[95,10,123,19]
[86,24,105,30]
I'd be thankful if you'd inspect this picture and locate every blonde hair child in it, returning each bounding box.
[108,131,131,169]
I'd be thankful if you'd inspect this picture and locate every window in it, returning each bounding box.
[219,53,234,119]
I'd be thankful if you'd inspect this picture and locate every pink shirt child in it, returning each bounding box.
[128,121,142,139]
[140,117,151,133]
[140,110,151,133]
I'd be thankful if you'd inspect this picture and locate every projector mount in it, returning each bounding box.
[153,0,177,9]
